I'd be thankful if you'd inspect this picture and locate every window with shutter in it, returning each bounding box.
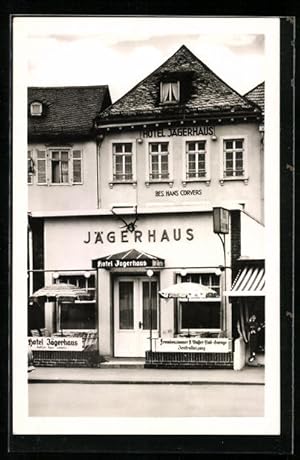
[36,150,47,184]
[72,150,82,184]
[27,150,33,184]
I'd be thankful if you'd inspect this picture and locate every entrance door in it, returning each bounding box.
[114,277,159,357]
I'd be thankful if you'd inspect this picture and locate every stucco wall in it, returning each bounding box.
[99,122,263,221]
[43,213,230,271]
[28,140,98,212]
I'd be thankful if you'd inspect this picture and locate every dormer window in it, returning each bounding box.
[160,81,180,103]
[30,101,43,116]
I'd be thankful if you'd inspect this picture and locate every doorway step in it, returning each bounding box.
[100,357,145,368]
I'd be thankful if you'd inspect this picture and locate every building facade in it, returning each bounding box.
[28,46,265,368]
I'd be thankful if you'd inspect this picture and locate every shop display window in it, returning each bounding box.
[179,273,221,332]
[55,274,96,331]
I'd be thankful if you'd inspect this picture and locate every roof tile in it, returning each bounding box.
[28,85,111,138]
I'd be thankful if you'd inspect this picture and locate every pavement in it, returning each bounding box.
[28,365,264,385]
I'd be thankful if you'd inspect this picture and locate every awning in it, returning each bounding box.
[92,248,165,269]
[224,265,265,297]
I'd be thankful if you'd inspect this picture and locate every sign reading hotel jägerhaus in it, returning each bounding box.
[140,125,215,138]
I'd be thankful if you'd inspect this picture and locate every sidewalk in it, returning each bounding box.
[28,366,264,385]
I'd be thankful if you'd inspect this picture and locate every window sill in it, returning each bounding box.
[109,181,137,189]
[182,178,211,187]
[219,177,249,186]
[145,180,174,188]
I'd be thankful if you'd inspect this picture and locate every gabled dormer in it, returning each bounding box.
[96,44,261,127]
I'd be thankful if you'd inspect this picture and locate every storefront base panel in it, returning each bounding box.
[145,351,234,369]
[32,351,104,368]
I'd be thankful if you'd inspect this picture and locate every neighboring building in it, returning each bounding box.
[244,82,265,115]
[28,46,265,369]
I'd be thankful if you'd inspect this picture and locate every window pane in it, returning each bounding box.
[61,161,69,183]
[142,281,157,329]
[52,161,60,183]
[226,152,233,160]
[52,151,59,160]
[236,159,243,169]
[181,302,221,329]
[236,151,243,159]
[161,143,168,152]
[197,141,206,150]
[235,140,243,149]
[61,151,69,161]
[114,144,123,153]
[150,144,158,153]
[225,140,233,149]
[187,142,195,151]
[61,302,96,329]
[119,282,134,329]
[124,143,132,153]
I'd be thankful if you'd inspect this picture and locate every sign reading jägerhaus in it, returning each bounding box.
[140,125,215,138]
[84,227,195,244]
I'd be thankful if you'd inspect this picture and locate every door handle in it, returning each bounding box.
[138,321,143,329]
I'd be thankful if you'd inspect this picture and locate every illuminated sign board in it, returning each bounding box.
[96,258,164,269]
[213,207,229,234]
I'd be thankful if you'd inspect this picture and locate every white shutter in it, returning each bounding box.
[36,150,47,184]
[72,150,82,184]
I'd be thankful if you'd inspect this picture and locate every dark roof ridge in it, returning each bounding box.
[29,84,109,90]
[244,81,265,97]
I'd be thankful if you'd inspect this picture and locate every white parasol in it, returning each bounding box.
[30,283,89,302]
[159,282,217,301]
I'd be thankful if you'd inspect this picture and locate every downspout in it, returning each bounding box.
[259,123,264,224]
[96,134,104,209]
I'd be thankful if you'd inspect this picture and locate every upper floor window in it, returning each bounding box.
[186,141,207,179]
[35,148,82,185]
[30,101,43,116]
[51,150,69,183]
[223,139,244,178]
[160,81,180,103]
[113,143,133,182]
[149,142,169,180]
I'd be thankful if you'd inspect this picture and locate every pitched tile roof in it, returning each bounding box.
[28,85,111,139]
[97,45,261,125]
[244,82,265,113]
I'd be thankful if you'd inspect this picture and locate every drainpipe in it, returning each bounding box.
[96,134,104,209]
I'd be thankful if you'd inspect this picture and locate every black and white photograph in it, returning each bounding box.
[12,16,282,437]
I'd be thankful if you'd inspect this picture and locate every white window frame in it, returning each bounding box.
[160,81,180,103]
[148,141,171,183]
[182,138,211,185]
[176,272,222,333]
[34,147,83,186]
[109,140,136,188]
[219,135,249,185]
[49,148,71,185]
[30,101,43,116]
